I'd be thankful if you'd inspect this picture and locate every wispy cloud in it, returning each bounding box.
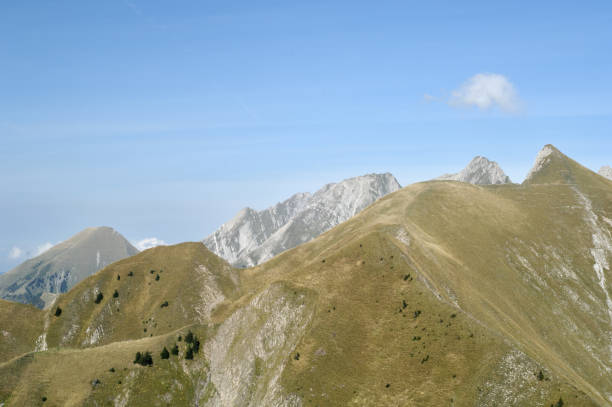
[423,93,436,102]
[134,237,167,251]
[123,0,143,16]
[8,246,23,259]
[34,242,54,257]
[448,73,521,112]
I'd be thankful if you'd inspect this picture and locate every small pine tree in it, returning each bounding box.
[160,347,170,359]
[160,301,169,308]
[177,335,182,342]
[142,351,153,366]
[171,344,179,355]
[117,275,120,280]
[94,292,104,304]
[193,338,200,354]
[128,271,134,277]
[185,331,194,344]
[537,370,544,381]
[155,274,160,281]
[185,347,194,360]
[54,306,62,317]
[555,398,564,407]
[134,352,142,364]
[113,290,119,298]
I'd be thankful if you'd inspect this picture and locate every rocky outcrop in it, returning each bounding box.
[599,166,612,180]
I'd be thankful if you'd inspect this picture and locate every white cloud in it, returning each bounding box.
[134,237,167,251]
[8,246,23,259]
[34,242,54,257]
[449,73,520,112]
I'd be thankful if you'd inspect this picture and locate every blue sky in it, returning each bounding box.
[1,0,612,272]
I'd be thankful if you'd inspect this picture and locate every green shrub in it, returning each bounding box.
[155,274,160,281]
[128,271,134,277]
[54,306,62,317]
[171,344,179,355]
[94,292,104,304]
[160,301,169,308]
[113,290,119,298]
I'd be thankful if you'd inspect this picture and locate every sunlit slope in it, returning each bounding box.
[1,145,611,406]
[0,299,43,363]
[240,146,611,405]
[45,242,240,349]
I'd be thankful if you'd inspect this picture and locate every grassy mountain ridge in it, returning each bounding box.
[1,145,611,406]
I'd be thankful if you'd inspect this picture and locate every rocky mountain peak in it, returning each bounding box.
[436,156,511,185]
[0,226,138,309]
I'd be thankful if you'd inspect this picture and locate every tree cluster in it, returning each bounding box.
[133,351,153,366]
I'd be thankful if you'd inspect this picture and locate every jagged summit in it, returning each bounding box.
[436,155,511,185]
[599,165,612,180]
[203,173,401,267]
[0,226,138,309]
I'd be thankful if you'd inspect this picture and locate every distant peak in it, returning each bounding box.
[436,155,511,185]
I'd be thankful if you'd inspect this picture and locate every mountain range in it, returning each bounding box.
[1,145,612,406]
[0,227,138,309]
[203,173,401,267]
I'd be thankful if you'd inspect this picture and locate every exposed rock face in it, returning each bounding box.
[436,156,511,185]
[203,173,401,267]
[0,227,138,309]
[599,166,612,180]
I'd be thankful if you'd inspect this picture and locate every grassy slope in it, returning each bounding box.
[0,299,43,363]
[1,146,611,406]
[45,242,239,349]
